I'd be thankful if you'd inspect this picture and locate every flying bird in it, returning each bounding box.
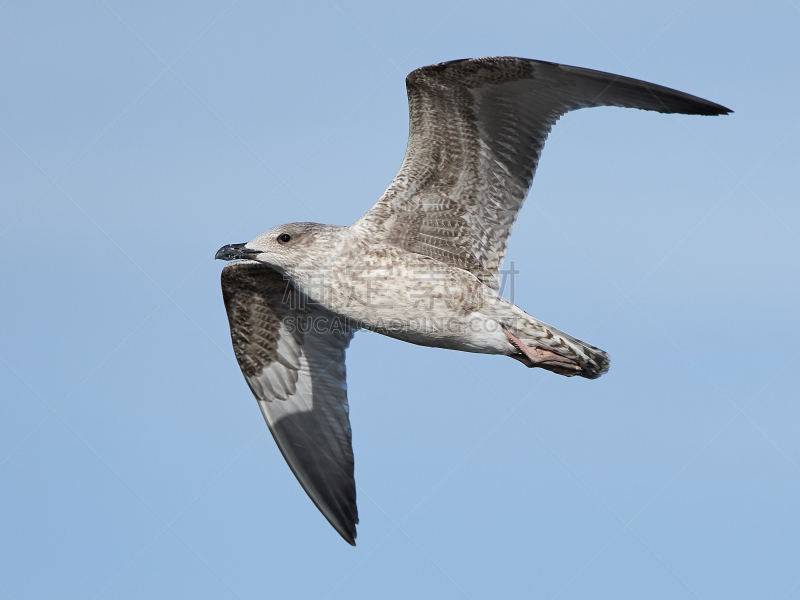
[215,57,730,545]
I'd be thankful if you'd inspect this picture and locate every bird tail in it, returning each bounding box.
[506,305,610,380]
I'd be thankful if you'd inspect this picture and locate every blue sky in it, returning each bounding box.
[1,0,799,598]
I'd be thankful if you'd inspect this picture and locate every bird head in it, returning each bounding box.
[215,222,333,276]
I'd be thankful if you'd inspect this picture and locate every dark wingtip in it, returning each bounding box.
[325,504,357,546]
[334,522,357,546]
[694,103,733,116]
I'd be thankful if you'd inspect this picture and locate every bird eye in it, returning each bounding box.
[277,233,292,244]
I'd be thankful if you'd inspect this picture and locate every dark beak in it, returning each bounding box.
[215,243,262,261]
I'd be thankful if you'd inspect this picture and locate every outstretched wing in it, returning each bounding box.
[221,261,358,545]
[355,57,731,288]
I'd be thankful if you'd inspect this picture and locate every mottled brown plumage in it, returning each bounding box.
[357,57,729,288]
[216,57,730,544]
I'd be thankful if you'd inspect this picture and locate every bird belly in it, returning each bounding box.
[357,309,513,354]
[289,244,514,354]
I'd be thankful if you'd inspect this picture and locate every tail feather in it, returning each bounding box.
[509,308,610,380]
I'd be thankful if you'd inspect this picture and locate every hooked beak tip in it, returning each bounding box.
[215,243,261,261]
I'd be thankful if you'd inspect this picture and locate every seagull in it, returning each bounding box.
[215,57,730,545]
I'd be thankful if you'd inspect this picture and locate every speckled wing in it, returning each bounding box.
[221,261,358,545]
[357,57,731,288]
